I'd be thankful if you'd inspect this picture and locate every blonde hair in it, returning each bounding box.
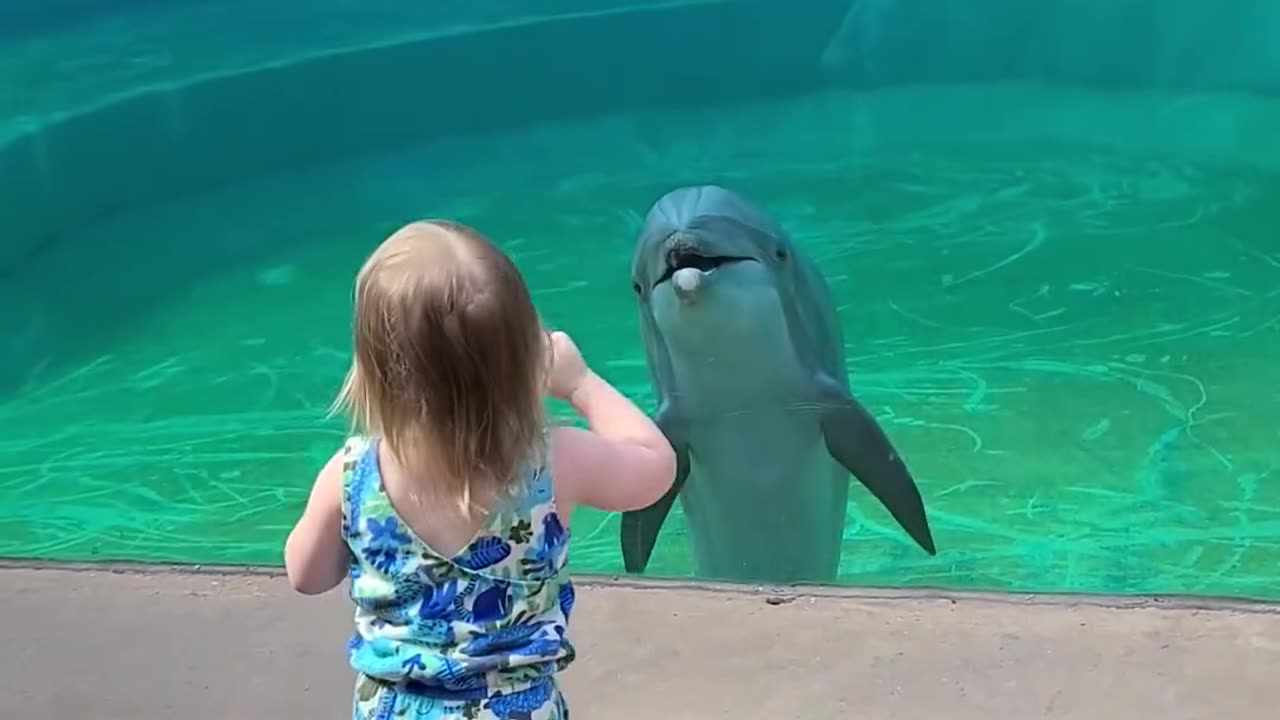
[334,220,547,513]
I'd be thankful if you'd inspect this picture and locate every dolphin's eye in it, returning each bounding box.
[632,281,642,295]
[775,248,788,261]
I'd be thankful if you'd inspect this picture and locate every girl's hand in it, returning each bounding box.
[546,330,590,401]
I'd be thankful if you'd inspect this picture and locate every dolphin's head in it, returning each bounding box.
[631,185,795,351]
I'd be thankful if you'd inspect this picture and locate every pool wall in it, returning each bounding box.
[818,0,1280,93]
[6,0,1280,395]
[0,0,168,34]
[0,1,847,273]
[8,0,1280,276]
[8,0,1280,272]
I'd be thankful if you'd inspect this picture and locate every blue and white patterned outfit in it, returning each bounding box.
[339,436,575,719]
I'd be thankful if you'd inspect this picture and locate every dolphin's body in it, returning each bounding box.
[622,185,936,583]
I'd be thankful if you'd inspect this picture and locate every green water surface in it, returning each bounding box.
[2,92,1277,598]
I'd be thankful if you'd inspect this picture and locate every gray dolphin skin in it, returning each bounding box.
[622,184,936,584]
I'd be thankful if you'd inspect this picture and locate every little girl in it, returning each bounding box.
[284,220,677,719]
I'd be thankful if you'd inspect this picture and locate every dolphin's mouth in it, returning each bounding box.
[654,248,752,288]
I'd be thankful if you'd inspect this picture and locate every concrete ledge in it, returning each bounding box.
[0,0,847,270]
[3,566,1277,718]
[6,558,1280,614]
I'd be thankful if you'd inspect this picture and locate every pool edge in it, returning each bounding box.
[4,557,1276,611]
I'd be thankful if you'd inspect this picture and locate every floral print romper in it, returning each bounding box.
[340,436,575,720]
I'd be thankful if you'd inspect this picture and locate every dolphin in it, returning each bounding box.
[621,185,936,584]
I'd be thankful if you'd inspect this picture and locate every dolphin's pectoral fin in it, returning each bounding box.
[620,402,690,574]
[620,444,690,574]
[817,384,937,555]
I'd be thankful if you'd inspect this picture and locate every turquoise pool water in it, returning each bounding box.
[3,88,1277,597]
[2,2,1278,600]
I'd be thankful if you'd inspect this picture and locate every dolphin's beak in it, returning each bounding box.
[653,245,753,290]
